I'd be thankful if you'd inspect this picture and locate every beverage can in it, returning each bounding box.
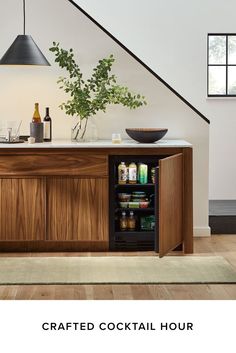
[138,163,148,184]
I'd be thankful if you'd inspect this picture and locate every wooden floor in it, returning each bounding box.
[0,235,236,300]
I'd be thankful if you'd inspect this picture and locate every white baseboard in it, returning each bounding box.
[193,226,211,237]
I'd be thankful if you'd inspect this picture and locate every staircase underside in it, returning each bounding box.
[209,200,236,234]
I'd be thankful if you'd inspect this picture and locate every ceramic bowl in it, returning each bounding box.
[126,128,168,143]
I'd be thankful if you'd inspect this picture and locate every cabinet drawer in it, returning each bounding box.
[0,153,108,176]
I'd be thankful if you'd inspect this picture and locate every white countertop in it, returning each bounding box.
[0,139,192,148]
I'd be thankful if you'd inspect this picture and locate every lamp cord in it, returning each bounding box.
[23,0,25,34]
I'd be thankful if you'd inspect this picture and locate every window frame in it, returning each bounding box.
[207,33,236,97]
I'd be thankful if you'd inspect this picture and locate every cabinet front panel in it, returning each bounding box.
[159,153,183,257]
[47,178,109,241]
[0,153,108,177]
[0,178,45,241]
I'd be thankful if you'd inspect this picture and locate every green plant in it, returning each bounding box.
[49,42,147,140]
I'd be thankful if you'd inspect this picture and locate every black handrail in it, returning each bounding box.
[67,0,210,124]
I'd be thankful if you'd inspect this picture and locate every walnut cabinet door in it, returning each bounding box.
[47,178,109,242]
[0,178,46,241]
[158,153,183,257]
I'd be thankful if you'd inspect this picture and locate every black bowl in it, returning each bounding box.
[126,128,168,143]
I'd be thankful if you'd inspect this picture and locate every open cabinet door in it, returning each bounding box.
[158,153,183,257]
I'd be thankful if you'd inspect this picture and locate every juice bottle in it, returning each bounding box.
[118,162,127,184]
[128,162,137,184]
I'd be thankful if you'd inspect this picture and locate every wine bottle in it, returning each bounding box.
[32,103,41,123]
[43,107,52,142]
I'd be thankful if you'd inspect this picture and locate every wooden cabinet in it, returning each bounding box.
[0,178,45,241]
[0,150,109,250]
[0,147,193,255]
[0,176,108,248]
[47,178,108,242]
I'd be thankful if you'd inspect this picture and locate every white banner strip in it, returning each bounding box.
[0,300,235,353]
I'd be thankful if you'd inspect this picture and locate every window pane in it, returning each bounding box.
[228,36,236,64]
[209,35,226,64]
[228,66,236,94]
[208,66,226,95]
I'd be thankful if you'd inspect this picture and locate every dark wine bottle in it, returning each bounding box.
[43,107,52,142]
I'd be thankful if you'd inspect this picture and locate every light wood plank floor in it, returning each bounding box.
[0,235,235,300]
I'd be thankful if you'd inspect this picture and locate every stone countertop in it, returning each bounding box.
[0,139,192,148]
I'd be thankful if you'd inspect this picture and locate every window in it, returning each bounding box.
[207,33,236,96]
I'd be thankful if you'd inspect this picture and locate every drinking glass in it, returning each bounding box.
[112,133,122,144]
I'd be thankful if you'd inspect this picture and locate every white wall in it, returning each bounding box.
[76,0,236,200]
[0,0,210,235]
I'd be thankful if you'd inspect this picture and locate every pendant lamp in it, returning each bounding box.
[0,0,50,66]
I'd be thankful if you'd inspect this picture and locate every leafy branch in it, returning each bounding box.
[49,42,147,120]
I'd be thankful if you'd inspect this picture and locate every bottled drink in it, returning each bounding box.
[128,162,137,184]
[120,211,128,231]
[118,162,127,184]
[127,211,136,231]
[151,167,156,183]
[32,103,41,123]
[43,107,52,142]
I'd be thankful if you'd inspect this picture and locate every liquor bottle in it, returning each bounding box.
[118,162,127,184]
[32,103,41,123]
[120,211,128,231]
[128,162,137,184]
[127,211,136,231]
[43,107,52,142]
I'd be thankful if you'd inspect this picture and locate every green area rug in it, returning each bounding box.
[0,256,235,284]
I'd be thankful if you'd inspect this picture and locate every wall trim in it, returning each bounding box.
[194,227,211,237]
[67,0,210,125]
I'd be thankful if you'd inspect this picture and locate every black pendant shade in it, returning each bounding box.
[0,0,50,66]
[0,35,50,66]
